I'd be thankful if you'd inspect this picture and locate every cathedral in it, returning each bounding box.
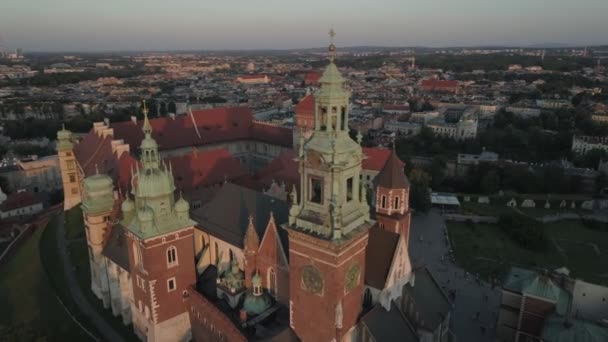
[57,35,451,342]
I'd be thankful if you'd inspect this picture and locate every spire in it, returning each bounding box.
[376,148,409,189]
[244,215,259,251]
[142,100,152,136]
[328,27,337,63]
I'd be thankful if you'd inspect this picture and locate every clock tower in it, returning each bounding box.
[286,30,373,342]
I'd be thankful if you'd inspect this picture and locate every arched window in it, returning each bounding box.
[381,195,387,209]
[167,246,178,267]
[268,268,277,297]
[394,196,400,210]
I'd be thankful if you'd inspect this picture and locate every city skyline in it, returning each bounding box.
[1,0,607,52]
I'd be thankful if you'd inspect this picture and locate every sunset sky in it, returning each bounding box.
[1,0,607,51]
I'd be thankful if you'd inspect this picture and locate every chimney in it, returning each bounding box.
[169,113,176,120]
[103,117,110,126]
[131,116,137,124]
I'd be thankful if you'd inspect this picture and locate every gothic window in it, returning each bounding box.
[320,107,327,130]
[394,196,400,210]
[167,246,178,267]
[167,277,176,292]
[69,174,76,183]
[346,177,353,202]
[268,267,277,297]
[381,195,387,209]
[309,177,322,204]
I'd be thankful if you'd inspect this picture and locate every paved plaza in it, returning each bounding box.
[409,210,501,342]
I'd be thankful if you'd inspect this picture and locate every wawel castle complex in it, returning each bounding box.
[57,39,451,342]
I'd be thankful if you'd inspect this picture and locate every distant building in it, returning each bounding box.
[235,74,269,84]
[572,135,608,155]
[427,118,477,140]
[383,104,410,115]
[384,121,422,137]
[457,151,499,165]
[505,106,542,118]
[0,190,43,219]
[0,155,62,193]
[304,72,321,86]
[420,79,460,93]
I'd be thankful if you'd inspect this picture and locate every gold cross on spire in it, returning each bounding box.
[329,27,335,43]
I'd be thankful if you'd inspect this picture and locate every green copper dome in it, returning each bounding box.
[82,171,114,214]
[138,206,154,222]
[134,168,175,199]
[85,173,113,192]
[121,196,135,212]
[57,125,72,140]
[319,62,345,85]
[175,195,189,213]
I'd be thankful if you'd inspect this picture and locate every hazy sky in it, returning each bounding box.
[0,0,607,51]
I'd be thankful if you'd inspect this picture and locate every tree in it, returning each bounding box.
[408,168,432,212]
[429,156,447,189]
[481,170,501,194]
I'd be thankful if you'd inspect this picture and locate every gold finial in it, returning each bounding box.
[142,99,152,135]
[328,27,337,62]
[142,99,148,116]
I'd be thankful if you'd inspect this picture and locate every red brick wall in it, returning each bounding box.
[257,220,290,305]
[186,286,247,342]
[288,228,369,342]
[128,227,196,324]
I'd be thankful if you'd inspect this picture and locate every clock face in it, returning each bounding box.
[301,265,324,295]
[345,263,361,293]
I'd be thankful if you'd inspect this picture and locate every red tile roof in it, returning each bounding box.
[384,104,410,111]
[237,74,268,80]
[296,95,315,119]
[375,150,409,189]
[168,148,249,190]
[420,79,459,89]
[255,150,299,192]
[304,72,321,85]
[251,122,293,147]
[0,191,41,212]
[108,107,292,154]
[362,147,392,171]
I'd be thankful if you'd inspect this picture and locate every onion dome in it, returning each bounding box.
[82,168,114,215]
[121,196,135,223]
[56,124,74,151]
[138,205,154,223]
[135,167,175,199]
[174,193,189,219]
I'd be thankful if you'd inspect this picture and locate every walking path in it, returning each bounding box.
[56,211,125,342]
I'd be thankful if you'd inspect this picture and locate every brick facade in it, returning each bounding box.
[288,227,369,342]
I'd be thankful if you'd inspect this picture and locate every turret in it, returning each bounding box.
[56,124,81,210]
[81,168,115,308]
[121,195,135,224]
[243,215,259,288]
[174,193,190,221]
[375,146,411,242]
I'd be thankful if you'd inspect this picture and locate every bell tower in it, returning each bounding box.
[124,102,197,342]
[286,30,372,342]
[57,125,82,210]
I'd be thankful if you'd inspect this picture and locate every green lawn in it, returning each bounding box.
[460,202,516,217]
[0,223,93,342]
[448,220,608,285]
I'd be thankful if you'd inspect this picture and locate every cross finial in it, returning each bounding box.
[329,27,336,42]
[142,99,148,116]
